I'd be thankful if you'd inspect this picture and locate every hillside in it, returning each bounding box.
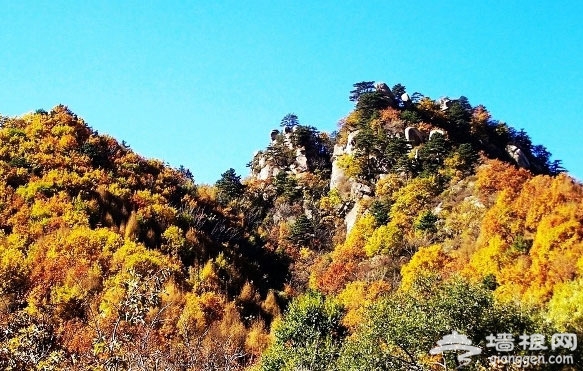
[0,106,285,369]
[0,82,582,370]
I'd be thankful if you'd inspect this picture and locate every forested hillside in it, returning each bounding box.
[1,81,581,370]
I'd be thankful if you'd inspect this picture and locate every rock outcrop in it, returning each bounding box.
[439,97,452,111]
[270,129,279,141]
[506,144,531,169]
[344,201,363,234]
[429,129,446,140]
[252,126,330,180]
[405,127,425,146]
[257,156,281,180]
[375,82,395,99]
[291,147,308,174]
[330,130,359,198]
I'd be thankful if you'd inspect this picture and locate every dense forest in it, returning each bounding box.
[0,81,581,370]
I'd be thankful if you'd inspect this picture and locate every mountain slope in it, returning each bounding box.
[0,80,581,370]
[245,82,582,370]
[0,106,284,369]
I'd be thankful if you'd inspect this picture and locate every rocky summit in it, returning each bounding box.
[0,81,580,370]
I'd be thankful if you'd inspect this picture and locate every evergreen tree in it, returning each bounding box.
[291,125,333,173]
[384,135,410,173]
[369,200,390,226]
[349,81,375,102]
[353,126,378,179]
[446,96,472,138]
[274,172,302,201]
[415,210,438,233]
[391,83,406,98]
[260,292,345,371]
[454,143,479,175]
[417,133,450,175]
[280,113,300,129]
[355,91,391,122]
[289,215,314,246]
[399,109,422,124]
[215,168,244,206]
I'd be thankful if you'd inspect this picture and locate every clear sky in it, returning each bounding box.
[1,1,582,184]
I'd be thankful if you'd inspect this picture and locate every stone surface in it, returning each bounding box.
[330,130,360,198]
[506,144,531,169]
[293,147,308,173]
[254,126,323,180]
[330,157,350,197]
[270,129,279,141]
[344,201,361,234]
[258,162,271,180]
[405,127,424,146]
[333,144,345,157]
[345,130,360,154]
[375,82,396,104]
[258,163,281,180]
[375,82,391,95]
[439,97,452,111]
[429,129,446,140]
[344,196,371,234]
[350,182,372,199]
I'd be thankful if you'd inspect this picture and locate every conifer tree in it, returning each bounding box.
[216,168,243,206]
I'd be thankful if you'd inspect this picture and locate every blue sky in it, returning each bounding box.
[1,1,582,183]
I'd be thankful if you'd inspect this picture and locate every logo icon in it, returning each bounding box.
[430,331,482,366]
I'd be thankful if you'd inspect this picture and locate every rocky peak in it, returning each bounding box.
[250,125,330,180]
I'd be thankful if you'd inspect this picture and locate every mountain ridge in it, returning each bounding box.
[0,81,581,370]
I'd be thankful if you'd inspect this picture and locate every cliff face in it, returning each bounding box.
[249,82,554,236]
[251,126,310,180]
[248,83,583,370]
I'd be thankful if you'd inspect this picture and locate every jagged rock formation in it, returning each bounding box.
[506,144,531,169]
[250,80,561,237]
[256,154,281,180]
[252,127,314,180]
[328,130,377,233]
[330,130,359,197]
[375,82,395,101]
[439,97,453,110]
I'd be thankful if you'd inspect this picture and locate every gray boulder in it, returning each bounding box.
[506,145,531,169]
[375,82,391,94]
[429,129,446,140]
[375,82,396,101]
[292,147,308,174]
[439,97,452,111]
[350,182,373,199]
[405,127,424,146]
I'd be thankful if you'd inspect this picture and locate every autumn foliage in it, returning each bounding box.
[0,81,579,370]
